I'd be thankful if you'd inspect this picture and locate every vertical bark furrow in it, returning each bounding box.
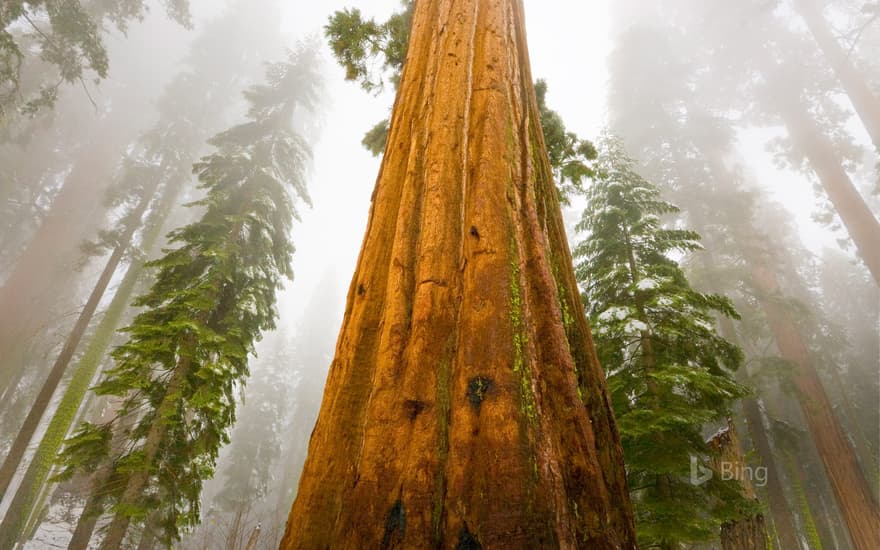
[282,1,636,547]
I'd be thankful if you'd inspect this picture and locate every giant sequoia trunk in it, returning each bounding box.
[751,265,880,550]
[281,1,636,548]
[768,81,880,284]
[794,0,880,151]
[0,114,134,392]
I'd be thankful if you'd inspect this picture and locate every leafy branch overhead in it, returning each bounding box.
[325,0,597,202]
[0,0,192,120]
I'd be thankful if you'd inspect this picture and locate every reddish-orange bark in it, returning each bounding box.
[752,265,880,550]
[709,421,768,550]
[280,0,636,548]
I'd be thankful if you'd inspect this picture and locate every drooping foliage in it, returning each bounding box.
[0,3,290,546]
[574,136,754,548]
[56,44,320,546]
[0,0,191,120]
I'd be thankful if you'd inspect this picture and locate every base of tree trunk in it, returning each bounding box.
[721,513,769,550]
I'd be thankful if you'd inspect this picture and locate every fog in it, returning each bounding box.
[0,0,877,548]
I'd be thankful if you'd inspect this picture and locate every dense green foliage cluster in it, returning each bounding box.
[575,137,754,548]
[56,46,319,545]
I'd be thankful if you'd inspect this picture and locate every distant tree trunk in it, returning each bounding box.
[281,0,636,548]
[0,180,158,504]
[68,463,115,550]
[770,88,880,284]
[751,265,880,550]
[0,178,178,549]
[0,115,133,392]
[794,0,880,150]
[718,293,801,550]
[827,366,879,500]
[135,514,159,550]
[244,524,260,550]
[791,433,853,549]
[709,420,769,550]
[740,397,801,550]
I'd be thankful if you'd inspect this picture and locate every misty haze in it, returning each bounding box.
[0,0,877,549]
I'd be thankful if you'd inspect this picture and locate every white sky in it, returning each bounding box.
[272,0,856,333]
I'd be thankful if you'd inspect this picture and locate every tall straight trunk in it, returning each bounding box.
[718,316,802,550]
[0,114,134,392]
[0,181,158,503]
[281,1,636,548]
[770,86,880,284]
[740,398,800,550]
[68,463,114,550]
[794,0,880,150]
[709,421,768,550]
[0,180,174,548]
[751,265,880,550]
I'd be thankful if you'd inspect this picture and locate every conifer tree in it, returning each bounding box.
[574,137,753,548]
[0,0,191,120]
[0,4,288,545]
[56,45,320,549]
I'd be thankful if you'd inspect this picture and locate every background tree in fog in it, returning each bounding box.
[0,2,291,547]
[56,45,320,549]
[606,3,879,547]
[0,0,191,122]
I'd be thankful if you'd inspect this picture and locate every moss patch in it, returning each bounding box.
[382,499,405,547]
[456,525,482,550]
[466,377,493,410]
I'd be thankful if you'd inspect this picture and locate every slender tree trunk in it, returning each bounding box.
[709,420,769,550]
[99,354,192,550]
[0,181,158,503]
[717,316,802,550]
[740,397,801,550]
[0,178,178,549]
[770,86,880,284]
[794,0,880,150]
[281,1,636,548]
[0,115,133,392]
[751,265,880,550]
[68,462,114,550]
[135,513,159,550]
[244,523,260,550]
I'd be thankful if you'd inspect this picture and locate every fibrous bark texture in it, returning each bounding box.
[281,0,636,548]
